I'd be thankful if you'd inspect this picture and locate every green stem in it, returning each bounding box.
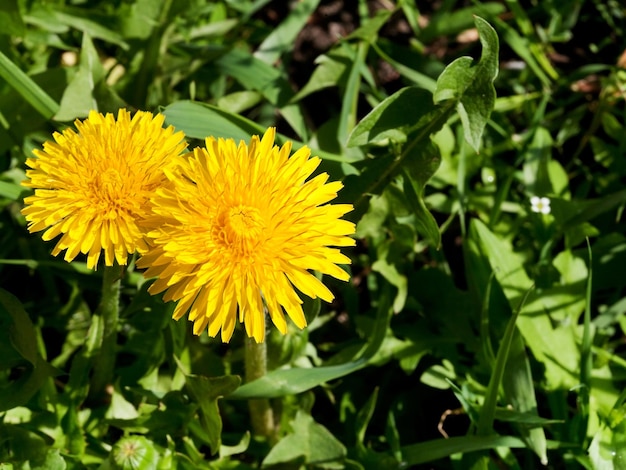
[245,337,276,441]
[90,263,123,399]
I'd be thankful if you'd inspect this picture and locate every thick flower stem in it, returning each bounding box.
[245,337,276,442]
[90,264,124,399]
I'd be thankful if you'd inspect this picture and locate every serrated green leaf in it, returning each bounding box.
[184,374,241,455]
[262,411,347,466]
[434,16,499,152]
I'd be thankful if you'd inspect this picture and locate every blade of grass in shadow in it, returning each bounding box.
[578,239,593,444]
[0,51,59,119]
[476,286,534,436]
[502,329,548,464]
[480,273,497,368]
[337,9,393,150]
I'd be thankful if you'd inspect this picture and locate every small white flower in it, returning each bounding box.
[530,196,551,214]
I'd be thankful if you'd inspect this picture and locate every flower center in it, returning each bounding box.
[89,167,138,219]
[214,205,265,259]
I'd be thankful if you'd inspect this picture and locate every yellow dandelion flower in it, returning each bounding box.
[21,109,187,269]
[137,128,355,343]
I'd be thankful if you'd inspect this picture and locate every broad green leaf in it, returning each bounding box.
[35,450,67,470]
[523,127,553,196]
[118,0,166,39]
[105,388,140,420]
[219,432,250,458]
[401,435,527,465]
[61,404,85,457]
[347,98,453,213]
[348,87,434,147]
[229,286,392,399]
[184,374,241,455]
[162,100,352,164]
[589,388,626,468]
[502,331,548,465]
[434,16,499,152]
[291,49,354,102]
[163,100,265,142]
[0,179,26,201]
[0,288,39,366]
[469,220,579,391]
[520,250,587,323]
[262,410,347,466]
[0,50,59,119]
[216,91,263,114]
[55,33,103,121]
[421,361,456,389]
[0,355,55,413]
[371,258,407,313]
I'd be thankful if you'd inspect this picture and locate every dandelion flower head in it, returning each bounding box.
[138,128,356,342]
[22,109,187,269]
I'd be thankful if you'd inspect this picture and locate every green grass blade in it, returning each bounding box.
[228,285,393,399]
[401,435,527,465]
[476,287,534,436]
[0,50,59,119]
[578,239,593,443]
[502,329,548,464]
[254,0,321,64]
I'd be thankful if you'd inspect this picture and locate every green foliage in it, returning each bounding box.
[2,1,626,468]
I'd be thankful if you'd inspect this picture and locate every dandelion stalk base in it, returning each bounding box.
[91,264,123,399]
[245,337,276,441]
